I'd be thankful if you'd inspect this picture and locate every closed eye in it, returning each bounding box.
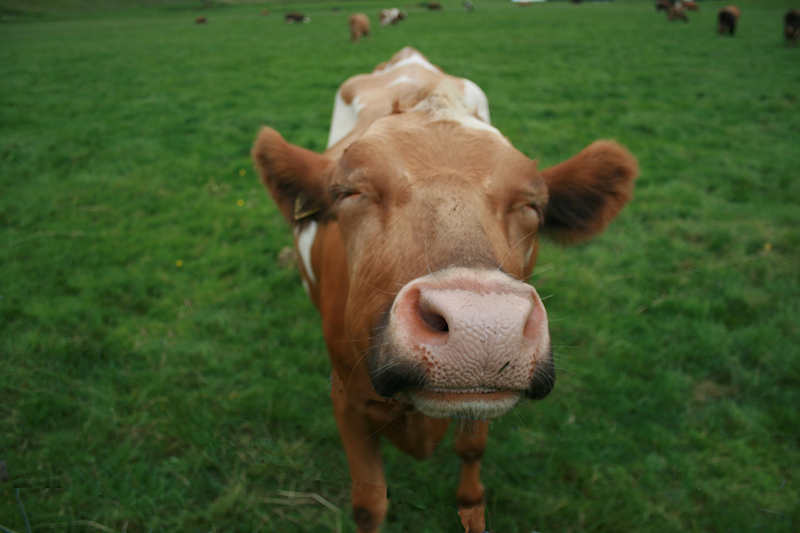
[330,184,361,203]
[518,203,543,227]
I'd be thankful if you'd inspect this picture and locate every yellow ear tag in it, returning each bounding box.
[293,193,320,221]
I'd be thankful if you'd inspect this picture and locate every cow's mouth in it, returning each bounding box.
[407,389,521,420]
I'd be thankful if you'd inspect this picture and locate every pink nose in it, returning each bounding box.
[386,268,550,393]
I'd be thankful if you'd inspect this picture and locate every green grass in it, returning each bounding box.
[1,0,798,531]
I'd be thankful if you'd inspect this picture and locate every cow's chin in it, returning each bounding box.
[407,389,521,420]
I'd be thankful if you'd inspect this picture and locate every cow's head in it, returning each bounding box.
[253,112,637,419]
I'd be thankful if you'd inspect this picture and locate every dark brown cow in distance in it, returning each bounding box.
[656,0,671,11]
[684,0,699,11]
[349,13,370,42]
[252,47,637,533]
[285,11,310,23]
[786,9,800,44]
[718,5,740,35]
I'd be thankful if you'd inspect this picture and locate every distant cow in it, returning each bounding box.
[349,13,370,42]
[718,6,740,35]
[684,1,698,11]
[656,0,672,11]
[786,9,800,44]
[426,2,443,10]
[379,8,407,26]
[668,4,688,22]
[285,12,310,23]
[195,16,207,24]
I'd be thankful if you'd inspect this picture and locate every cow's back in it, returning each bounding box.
[327,47,490,154]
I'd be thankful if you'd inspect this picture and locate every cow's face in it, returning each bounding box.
[330,115,544,303]
[253,115,636,419]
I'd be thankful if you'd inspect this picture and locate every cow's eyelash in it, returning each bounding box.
[330,185,361,201]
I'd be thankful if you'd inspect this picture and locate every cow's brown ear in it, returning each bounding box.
[251,127,333,224]
[540,140,638,244]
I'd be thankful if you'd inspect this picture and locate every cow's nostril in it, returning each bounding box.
[418,301,449,333]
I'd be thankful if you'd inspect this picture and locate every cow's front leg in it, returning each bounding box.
[454,420,489,533]
[332,378,388,532]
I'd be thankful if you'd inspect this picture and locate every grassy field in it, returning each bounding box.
[1,0,799,531]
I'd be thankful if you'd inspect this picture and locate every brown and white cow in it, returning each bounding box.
[349,13,371,42]
[252,47,637,533]
[718,5,740,35]
[667,3,689,22]
[379,8,407,26]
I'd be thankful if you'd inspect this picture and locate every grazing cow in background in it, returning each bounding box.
[285,12,310,23]
[349,13,371,42]
[252,46,637,533]
[786,9,800,44]
[718,6,740,35]
[667,4,688,22]
[379,8,406,26]
[194,16,207,24]
[426,2,443,10]
[684,0,698,11]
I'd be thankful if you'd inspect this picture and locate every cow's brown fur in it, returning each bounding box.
[349,13,370,42]
[252,47,637,533]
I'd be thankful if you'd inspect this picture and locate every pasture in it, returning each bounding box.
[1,0,798,531]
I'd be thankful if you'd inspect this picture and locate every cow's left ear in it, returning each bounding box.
[252,126,334,224]
[540,140,638,244]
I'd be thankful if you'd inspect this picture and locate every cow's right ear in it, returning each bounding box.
[251,127,334,224]
[540,140,638,244]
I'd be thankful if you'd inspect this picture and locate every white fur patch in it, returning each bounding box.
[462,79,491,123]
[388,74,418,87]
[295,221,318,285]
[328,91,361,148]
[380,52,439,74]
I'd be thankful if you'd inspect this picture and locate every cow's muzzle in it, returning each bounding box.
[368,268,554,419]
